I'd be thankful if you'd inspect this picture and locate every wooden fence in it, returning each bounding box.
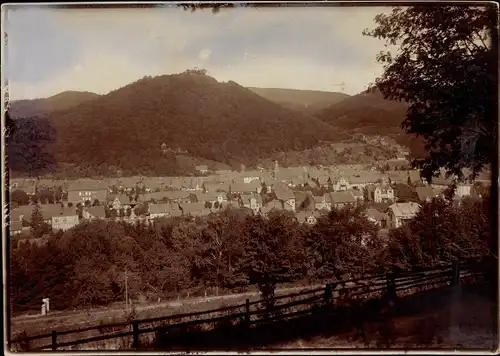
[9,257,489,351]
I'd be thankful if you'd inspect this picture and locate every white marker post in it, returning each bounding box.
[42,298,50,313]
[41,303,47,316]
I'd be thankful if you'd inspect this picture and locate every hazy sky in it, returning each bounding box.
[3,4,395,100]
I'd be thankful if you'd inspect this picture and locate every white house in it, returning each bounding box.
[387,202,421,229]
[374,184,395,203]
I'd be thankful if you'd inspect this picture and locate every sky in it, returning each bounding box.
[3,4,396,100]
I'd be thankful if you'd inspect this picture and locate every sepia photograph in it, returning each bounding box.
[2,1,498,352]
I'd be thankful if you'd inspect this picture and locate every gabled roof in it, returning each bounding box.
[388,202,421,218]
[312,194,332,204]
[261,200,283,213]
[149,203,182,216]
[415,186,437,201]
[364,208,387,222]
[163,190,192,200]
[230,181,260,194]
[112,194,131,205]
[193,191,225,202]
[85,206,106,218]
[347,189,364,197]
[330,191,356,204]
[67,180,108,191]
[179,202,208,213]
[274,185,295,201]
[241,194,263,205]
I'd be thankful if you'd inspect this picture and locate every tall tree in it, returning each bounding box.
[30,203,50,238]
[363,5,497,181]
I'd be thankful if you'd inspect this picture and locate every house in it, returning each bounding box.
[193,191,227,205]
[347,189,365,203]
[387,202,421,229]
[180,178,204,191]
[364,208,388,228]
[330,191,357,209]
[374,184,395,203]
[203,181,231,193]
[138,191,170,203]
[149,203,182,219]
[430,175,455,192]
[295,210,322,225]
[294,191,315,211]
[163,190,193,204]
[51,207,79,231]
[274,163,308,183]
[240,170,263,184]
[230,181,262,196]
[385,158,410,171]
[240,194,263,213]
[274,185,296,212]
[455,182,473,198]
[179,202,211,217]
[195,165,209,174]
[415,186,438,202]
[331,177,350,191]
[10,221,23,235]
[109,194,132,210]
[67,181,109,205]
[10,206,35,231]
[313,194,332,211]
[82,206,106,220]
[260,200,284,216]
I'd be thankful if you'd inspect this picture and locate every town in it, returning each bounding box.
[9,159,491,242]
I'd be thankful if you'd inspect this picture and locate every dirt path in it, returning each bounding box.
[11,284,322,336]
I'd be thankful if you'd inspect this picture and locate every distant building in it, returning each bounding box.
[387,202,421,229]
[51,208,79,231]
[67,181,108,205]
[374,184,394,203]
[195,165,209,174]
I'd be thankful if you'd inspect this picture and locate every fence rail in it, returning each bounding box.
[10,256,489,351]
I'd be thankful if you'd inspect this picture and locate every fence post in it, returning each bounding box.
[386,273,396,301]
[132,322,139,349]
[324,284,332,306]
[51,331,57,350]
[451,261,461,286]
[245,298,250,327]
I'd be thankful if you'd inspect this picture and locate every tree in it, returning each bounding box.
[30,203,50,238]
[93,199,100,207]
[363,5,497,181]
[306,206,382,280]
[11,189,30,206]
[7,116,57,178]
[204,201,212,209]
[67,202,73,208]
[242,212,305,305]
[386,196,489,271]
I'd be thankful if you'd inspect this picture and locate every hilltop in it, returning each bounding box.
[248,87,349,114]
[13,72,342,176]
[314,89,427,159]
[9,91,100,118]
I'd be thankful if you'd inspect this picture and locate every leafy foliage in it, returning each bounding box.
[386,196,490,270]
[7,116,57,177]
[363,5,498,181]
[10,194,491,313]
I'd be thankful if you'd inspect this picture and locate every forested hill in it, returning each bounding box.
[247,87,349,114]
[314,89,427,159]
[9,91,100,118]
[11,72,342,176]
